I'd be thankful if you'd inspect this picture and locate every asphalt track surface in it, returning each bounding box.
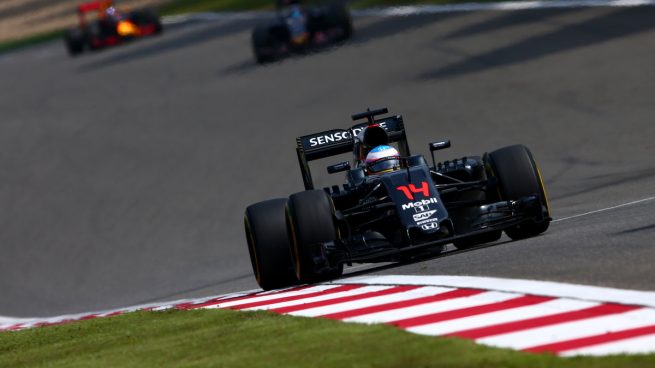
[1,6,654,318]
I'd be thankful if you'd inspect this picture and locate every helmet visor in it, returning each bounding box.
[368,158,400,173]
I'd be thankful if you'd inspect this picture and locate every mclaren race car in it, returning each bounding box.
[64,0,162,56]
[245,108,551,290]
[252,0,353,63]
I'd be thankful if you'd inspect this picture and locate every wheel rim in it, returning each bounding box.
[535,164,551,216]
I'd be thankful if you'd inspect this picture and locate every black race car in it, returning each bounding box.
[251,0,353,63]
[64,0,162,56]
[245,108,551,290]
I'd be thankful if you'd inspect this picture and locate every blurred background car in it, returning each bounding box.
[251,0,352,63]
[64,0,162,56]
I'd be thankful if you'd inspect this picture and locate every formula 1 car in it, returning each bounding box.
[251,0,353,63]
[245,108,551,290]
[64,0,162,56]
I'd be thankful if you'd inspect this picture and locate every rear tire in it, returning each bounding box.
[286,190,343,283]
[252,26,275,64]
[64,28,85,56]
[486,145,550,240]
[325,2,353,41]
[87,21,107,51]
[245,199,298,290]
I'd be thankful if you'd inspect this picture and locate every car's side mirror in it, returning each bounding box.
[429,140,451,169]
[429,140,451,152]
[327,161,351,174]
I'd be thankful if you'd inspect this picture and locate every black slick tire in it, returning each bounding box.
[486,144,551,240]
[244,198,298,290]
[64,28,85,56]
[131,8,163,34]
[325,2,352,41]
[286,190,343,283]
[252,26,274,64]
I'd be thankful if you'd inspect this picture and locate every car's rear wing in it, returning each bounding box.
[78,0,113,15]
[296,112,410,190]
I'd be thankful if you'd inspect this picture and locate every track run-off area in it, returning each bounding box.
[1,0,655,357]
[3,275,655,356]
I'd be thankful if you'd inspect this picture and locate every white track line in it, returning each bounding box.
[355,0,655,16]
[162,0,655,25]
[553,195,655,222]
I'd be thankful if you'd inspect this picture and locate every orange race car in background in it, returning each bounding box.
[64,0,162,56]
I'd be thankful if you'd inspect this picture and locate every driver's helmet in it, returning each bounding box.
[365,145,400,174]
[105,6,122,20]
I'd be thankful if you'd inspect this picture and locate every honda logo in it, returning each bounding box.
[421,223,439,230]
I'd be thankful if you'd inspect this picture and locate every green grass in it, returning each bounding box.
[1,308,654,367]
[0,29,64,54]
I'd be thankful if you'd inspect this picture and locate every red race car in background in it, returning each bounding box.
[64,0,162,56]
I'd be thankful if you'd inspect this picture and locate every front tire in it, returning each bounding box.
[245,199,298,290]
[486,145,551,240]
[286,190,343,283]
[131,8,163,34]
